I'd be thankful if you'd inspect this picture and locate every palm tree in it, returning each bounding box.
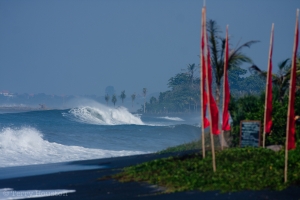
[131,93,136,108]
[250,58,290,103]
[180,63,197,87]
[183,63,197,86]
[120,90,126,104]
[104,94,110,105]
[143,88,147,113]
[111,94,117,107]
[286,55,300,92]
[207,20,259,106]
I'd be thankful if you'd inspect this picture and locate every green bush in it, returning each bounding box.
[229,94,300,147]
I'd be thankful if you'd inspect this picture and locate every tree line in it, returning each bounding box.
[104,88,148,112]
[104,20,300,120]
[139,20,300,115]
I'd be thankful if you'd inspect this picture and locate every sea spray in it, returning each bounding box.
[0,127,145,167]
[0,104,200,168]
[65,106,144,125]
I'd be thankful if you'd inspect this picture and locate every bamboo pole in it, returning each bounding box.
[221,25,229,151]
[203,7,216,172]
[263,23,274,148]
[284,9,299,183]
[262,129,265,148]
[200,7,206,158]
[220,130,224,151]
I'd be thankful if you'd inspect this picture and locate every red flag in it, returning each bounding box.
[264,24,274,134]
[287,10,299,150]
[201,8,210,128]
[205,30,220,135]
[222,26,231,131]
[202,55,210,128]
[201,7,219,135]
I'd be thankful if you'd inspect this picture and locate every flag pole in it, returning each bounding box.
[284,9,299,183]
[221,132,223,151]
[203,7,216,172]
[221,25,229,151]
[200,7,206,158]
[263,23,274,148]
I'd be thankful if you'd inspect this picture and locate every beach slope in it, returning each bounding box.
[0,151,299,199]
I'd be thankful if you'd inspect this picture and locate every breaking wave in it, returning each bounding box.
[0,127,145,167]
[64,106,144,125]
[158,116,184,121]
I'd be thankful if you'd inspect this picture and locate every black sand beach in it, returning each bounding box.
[0,151,300,200]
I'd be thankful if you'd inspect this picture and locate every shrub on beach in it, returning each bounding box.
[114,147,300,193]
[229,95,300,147]
[113,94,300,193]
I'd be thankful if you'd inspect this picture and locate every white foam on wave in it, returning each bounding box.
[0,127,145,168]
[158,116,184,121]
[65,106,144,125]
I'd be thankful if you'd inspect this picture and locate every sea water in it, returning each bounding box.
[0,101,201,168]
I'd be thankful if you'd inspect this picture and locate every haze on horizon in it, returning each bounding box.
[0,0,299,96]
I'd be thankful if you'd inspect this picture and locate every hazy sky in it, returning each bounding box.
[0,0,299,96]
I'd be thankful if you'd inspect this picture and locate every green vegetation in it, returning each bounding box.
[228,66,266,97]
[131,93,136,108]
[207,20,259,106]
[250,58,291,103]
[111,94,117,107]
[138,20,263,114]
[104,94,110,105]
[229,95,300,147]
[120,90,126,104]
[158,132,227,154]
[158,140,202,154]
[113,19,300,194]
[114,147,300,193]
[111,57,300,194]
[140,64,265,114]
[112,55,300,193]
[142,88,147,113]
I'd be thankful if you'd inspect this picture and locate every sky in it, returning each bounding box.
[0,0,299,96]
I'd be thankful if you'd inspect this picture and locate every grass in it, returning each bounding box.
[157,140,202,154]
[158,131,230,154]
[113,147,300,193]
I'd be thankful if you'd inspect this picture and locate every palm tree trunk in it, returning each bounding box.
[215,83,221,107]
[216,83,229,148]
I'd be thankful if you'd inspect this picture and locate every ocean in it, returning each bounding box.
[0,101,201,168]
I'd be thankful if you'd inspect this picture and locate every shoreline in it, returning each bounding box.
[0,151,196,180]
[0,150,300,199]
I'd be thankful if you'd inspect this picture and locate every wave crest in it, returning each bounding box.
[0,127,145,167]
[158,116,184,121]
[65,106,144,125]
